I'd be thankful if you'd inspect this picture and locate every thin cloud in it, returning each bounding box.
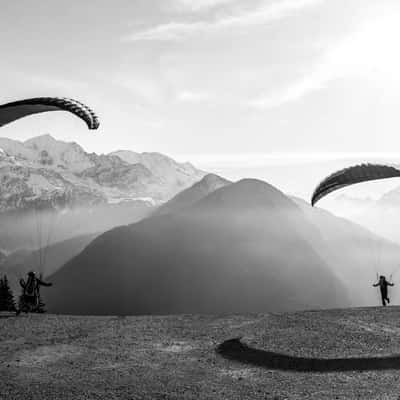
[175,0,236,11]
[250,9,400,109]
[115,77,166,105]
[126,21,208,41]
[250,71,328,108]
[125,0,324,41]
[29,75,89,92]
[177,90,212,102]
[248,43,344,109]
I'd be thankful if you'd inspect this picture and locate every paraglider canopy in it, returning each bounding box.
[0,97,99,273]
[0,97,100,130]
[311,163,400,206]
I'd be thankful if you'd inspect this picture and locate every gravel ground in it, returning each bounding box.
[1,307,400,399]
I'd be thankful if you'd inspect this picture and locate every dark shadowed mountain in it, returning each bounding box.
[153,173,231,216]
[47,179,350,315]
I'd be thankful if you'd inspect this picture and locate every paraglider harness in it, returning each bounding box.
[18,273,51,313]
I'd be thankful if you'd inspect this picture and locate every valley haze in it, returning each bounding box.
[1,134,399,314]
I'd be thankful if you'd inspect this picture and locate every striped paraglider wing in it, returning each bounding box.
[311,163,400,206]
[0,97,100,130]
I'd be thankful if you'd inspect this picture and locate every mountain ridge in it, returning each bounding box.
[47,178,350,315]
[154,173,231,216]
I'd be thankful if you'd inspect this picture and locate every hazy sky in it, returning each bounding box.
[3,0,400,199]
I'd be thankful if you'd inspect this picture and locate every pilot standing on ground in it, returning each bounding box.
[373,275,394,306]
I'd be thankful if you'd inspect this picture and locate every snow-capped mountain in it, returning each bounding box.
[0,134,206,212]
[109,150,203,197]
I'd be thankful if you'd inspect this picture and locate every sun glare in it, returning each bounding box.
[337,9,400,83]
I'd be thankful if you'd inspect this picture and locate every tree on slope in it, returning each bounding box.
[0,275,16,312]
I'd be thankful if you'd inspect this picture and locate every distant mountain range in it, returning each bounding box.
[0,134,205,211]
[0,134,206,251]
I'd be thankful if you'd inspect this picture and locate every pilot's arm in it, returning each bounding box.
[36,278,52,287]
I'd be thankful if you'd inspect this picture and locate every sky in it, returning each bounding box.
[3,0,400,200]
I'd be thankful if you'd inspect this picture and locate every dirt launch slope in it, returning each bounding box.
[2,307,400,399]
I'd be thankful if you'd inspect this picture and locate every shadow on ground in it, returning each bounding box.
[216,338,400,372]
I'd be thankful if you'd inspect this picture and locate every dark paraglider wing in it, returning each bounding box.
[311,163,400,206]
[0,97,100,130]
